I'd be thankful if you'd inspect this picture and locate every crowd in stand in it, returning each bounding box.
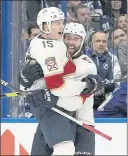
[19,0,127,118]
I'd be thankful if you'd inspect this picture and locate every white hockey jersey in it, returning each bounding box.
[29,36,97,125]
[29,36,86,97]
[73,55,97,125]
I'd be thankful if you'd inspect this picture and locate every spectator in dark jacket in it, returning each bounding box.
[25,23,41,51]
[94,81,127,118]
[84,31,115,110]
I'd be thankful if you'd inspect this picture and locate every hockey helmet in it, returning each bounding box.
[37,7,65,34]
[63,22,86,58]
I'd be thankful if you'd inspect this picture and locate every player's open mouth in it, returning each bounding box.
[58,32,63,35]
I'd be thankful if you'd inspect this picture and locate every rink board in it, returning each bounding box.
[1,118,127,155]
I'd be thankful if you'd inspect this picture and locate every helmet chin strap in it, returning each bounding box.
[72,51,83,59]
[72,39,84,59]
[41,22,63,41]
[41,22,53,39]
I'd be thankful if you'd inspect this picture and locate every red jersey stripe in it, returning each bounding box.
[80,94,92,103]
[45,59,76,90]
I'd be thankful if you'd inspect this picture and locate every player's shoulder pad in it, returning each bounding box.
[29,36,40,47]
[81,54,94,63]
[81,54,97,73]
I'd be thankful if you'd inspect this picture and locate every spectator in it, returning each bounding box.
[116,14,128,34]
[111,0,123,19]
[74,4,95,48]
[20,24,40,67]
[66,0,81,23]
[118,41,127,77]
[94,81,127,118]
[27,23,41,41]
[26,23,41,50]
[81,0,103,16]
[100,0,127,35]
[85,31,116,110]
[104,0,127,19]
[111,28,127,52]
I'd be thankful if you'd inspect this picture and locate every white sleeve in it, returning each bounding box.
[29,39,86,97]
[75,55,97,80]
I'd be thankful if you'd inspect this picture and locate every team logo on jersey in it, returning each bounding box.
[103,63,108,69]
[45,57,58,71]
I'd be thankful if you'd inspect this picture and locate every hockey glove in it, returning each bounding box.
[18,59,44,89]
[25,89,58,109]
[81,75,104,94]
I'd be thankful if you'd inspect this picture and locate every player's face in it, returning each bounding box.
[64,34,82,56]
[117,15,128,31]
[92,32,108,53]
[50,20,65,40]
[112,29,127,46]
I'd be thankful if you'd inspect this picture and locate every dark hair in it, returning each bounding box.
[103,0,127,16]
[111,27,126,38]
[27,23,39,36]
[113,27,126,33]
[74,4,89,18]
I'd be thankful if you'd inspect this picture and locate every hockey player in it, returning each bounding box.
[18,7,101,155]
[63,22,97,155]
[41,22,97,155]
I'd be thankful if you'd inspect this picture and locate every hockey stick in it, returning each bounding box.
[52,107,112,141]
[97,88,118,111]
[1,79,112,141]
[97,93,113,111]
[1,79,29,97]
[0,77,127,98]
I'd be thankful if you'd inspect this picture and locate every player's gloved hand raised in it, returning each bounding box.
[18,59,44,89]
[81,74,104,94]
[25,89,58,109]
